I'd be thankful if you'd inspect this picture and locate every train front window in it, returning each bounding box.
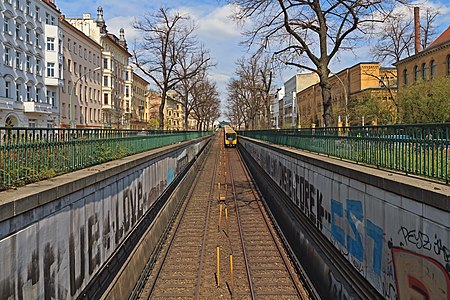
[226,133,236,140]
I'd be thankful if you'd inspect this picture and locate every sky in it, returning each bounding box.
[56,0,450,115]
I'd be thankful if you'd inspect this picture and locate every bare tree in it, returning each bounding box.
[226,55,273,129]
[174,47,213,130]
[191,78,220,130]
[232,0,401,126]
[370,12,414,64]
[370,6,440,65]
[132,8,208,129]
[420,6,440,49]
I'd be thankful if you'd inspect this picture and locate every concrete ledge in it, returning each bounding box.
[241,136,450,212]
[0,136,211,222]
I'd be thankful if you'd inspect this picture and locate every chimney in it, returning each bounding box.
[414,7,421,54]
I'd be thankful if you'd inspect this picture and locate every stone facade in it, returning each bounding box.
[67,7,132,129]
[130,73,149,130]
[396,26,450,87]
[297,63,397,127]
[0,0,60,127]
[59,16,102,128]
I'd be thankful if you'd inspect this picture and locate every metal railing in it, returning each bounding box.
[238,124,450,183]
[0,128,211,190]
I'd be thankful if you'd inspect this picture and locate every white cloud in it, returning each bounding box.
[196,4,244,39]
[106,16,139,45]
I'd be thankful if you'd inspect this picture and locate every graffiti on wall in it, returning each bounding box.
[0,141,206,299]
[244,140,450,300]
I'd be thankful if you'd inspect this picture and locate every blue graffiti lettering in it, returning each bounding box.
[366,220,383,276]
[347,200,363,261]
[331,199,345,246]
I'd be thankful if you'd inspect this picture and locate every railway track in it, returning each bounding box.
[136,134,310,299]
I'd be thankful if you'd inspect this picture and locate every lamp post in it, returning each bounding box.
[69,66,102,128]
[329,71,348,126]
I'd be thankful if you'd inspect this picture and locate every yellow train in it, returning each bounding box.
[223,125,237,147]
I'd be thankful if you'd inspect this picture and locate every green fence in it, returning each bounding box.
[238,124,450,183]
[0,128,211,190]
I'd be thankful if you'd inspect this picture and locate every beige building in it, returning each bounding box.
[59,16,102,128]
[282,73,319,128]
[396,26,450,87]
[130,73,149,130]
[146,90,161,129]
[67,7,132,129]
[297,62,397,127]
[164,91,183,130]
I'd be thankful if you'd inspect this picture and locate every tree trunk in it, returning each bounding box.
[159,90,166,129]
[184,94,189,130]
[319,75,334,127]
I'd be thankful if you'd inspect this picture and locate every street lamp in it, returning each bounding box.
[69,66,102,128]
[329,71,348,126]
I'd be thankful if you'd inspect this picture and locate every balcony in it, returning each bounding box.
[0,98,14,110]
[23,101,52,114]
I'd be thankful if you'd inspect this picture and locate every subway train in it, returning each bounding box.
[223,125,237,147]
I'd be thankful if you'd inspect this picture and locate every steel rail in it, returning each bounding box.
[144,136,220,299]
[236,148,310,299]
[194,138,220,299]
[227,148,256,300]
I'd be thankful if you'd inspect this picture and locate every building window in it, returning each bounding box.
[403,69,408,85]
[421,63,427,80]
[16,83,21,101]
[26,55,31,72]
[68,59,72,72]
[125,86,130,97]
[47,63,55,77]
[447,55,450,76]
[35,6,40,21]
[15,51,21,70]
[4,17,10,33]
[26,86,31,101]
[36,88,40,101]
[35,33,40,48]
[103,58,108,69]
[26,1,30,15]
[430,60,436,79]
[16,23,21,39]
[414,65,419,81]
[5,82,10,98]
[15,0,20,10]
[104,93,109,105]
[125,71,129,81]
[47,37,55,51]
[45,13,50,24]
[103,76,108,86]
[29,119,37,128]
[36,59,41,75]
[26,28,30,43]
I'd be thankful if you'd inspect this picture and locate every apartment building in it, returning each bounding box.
[42,0,62,127]
[59,16,102,128]
[0,0,59,127]
[67,6,132,129]
[282,73,319,128]
[297,62,397,127]
[164,91,183,130]
[146,90,161,129]
[396,26,450,87]
[130,72,149,130]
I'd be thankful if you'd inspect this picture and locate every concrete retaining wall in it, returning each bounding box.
[240,137,449,300]
[0,137,210,300]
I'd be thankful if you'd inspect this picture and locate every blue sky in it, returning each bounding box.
[56,0,450,112]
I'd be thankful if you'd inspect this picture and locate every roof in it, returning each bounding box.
[427,26,450,49]
[395,25,450,66]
